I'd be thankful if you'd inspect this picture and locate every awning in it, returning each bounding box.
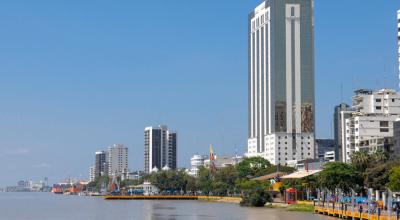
[280,170,321,179]
[251,172,287,181]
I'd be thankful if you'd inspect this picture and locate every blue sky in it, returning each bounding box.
[0,0,399,186]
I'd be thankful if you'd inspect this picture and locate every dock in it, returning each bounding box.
[314,205,399,220]
[104,195,199,200]
[103,195,242,202]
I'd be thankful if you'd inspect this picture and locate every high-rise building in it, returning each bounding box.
[343,89,400,162]
[392,120,400,156]
[95,151,107,178]
[397,9,400,88]
[89,166,95,182]
[247,0,315,165]
[107,144,128,176]
[144,125,177,174]
[333,103,353,161]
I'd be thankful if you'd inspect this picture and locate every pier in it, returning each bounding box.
[104,195,198,200]
[314,205,400,220]
[103,195,242,202]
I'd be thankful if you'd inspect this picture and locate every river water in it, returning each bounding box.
[0,193,332,220]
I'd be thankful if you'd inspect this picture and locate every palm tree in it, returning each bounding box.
[372,149,387,163]
[350,151,370,172]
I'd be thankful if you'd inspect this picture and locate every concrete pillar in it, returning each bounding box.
[376,190,380,201]
[382,192,387,208]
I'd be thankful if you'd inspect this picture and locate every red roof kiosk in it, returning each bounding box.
[286,188,297,204]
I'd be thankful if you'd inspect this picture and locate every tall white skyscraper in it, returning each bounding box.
[107,144,128,176]
[397,9,400,88]
[144,125,177,174]
[247,0,315,165]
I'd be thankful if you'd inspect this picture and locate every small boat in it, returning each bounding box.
[51,187,63,194]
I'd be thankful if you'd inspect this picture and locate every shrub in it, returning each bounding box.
[240,189,272,207]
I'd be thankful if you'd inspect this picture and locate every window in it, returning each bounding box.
[376,106,382,110]
[380,121,389,127]
[392,99,395,102]
[376,99,381,102]
[380,128,389,132]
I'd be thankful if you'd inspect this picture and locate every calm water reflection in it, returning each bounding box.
[0,193,331,220]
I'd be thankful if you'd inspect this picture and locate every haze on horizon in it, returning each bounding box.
[0,0,399,186]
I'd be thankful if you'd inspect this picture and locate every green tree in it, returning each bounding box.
[351,151,371,172]
[148,170,188,193]
[197,166,213,195]
[318,162,362,193]
[213,166,238,195]
[212,181,230,196]
[364,163,392,190]
[235,179,270,195]
[184,174,197,194]
[388,166,400,191]
[235,157,272,179]
[372,150,388,163]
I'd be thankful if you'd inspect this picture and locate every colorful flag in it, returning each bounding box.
[209,144,216,173]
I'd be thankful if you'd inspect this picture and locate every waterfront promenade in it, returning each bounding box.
[104,195,242,202]
[314,204,400,220]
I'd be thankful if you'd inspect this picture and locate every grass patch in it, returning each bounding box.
[286,204,314,212]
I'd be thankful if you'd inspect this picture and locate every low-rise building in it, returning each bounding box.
[288,158,324,171]
[324,151,335,162]
[121,170,144,181]
[315,139,335,161]
[133,181,159,196]
[188,154,206,176]
[204,155,243,169]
